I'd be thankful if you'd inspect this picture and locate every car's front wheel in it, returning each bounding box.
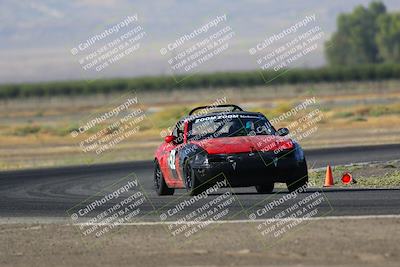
[286,160,308,193]
[184,161,206,196]
[154,161,174,196]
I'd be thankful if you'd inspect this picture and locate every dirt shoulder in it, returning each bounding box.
[1,217,399,267]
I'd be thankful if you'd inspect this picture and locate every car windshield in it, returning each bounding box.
[187,114,275,141]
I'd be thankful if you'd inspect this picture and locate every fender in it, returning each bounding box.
[176,143,207,183]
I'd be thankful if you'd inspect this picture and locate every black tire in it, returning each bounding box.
[286,160,308,193]
[154,161,174,196]
[255,182,274,194]
[184,161,205,196]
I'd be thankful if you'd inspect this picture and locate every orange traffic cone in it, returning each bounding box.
[324,165,334,187]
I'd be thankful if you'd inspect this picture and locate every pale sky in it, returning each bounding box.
[1,0,399,83]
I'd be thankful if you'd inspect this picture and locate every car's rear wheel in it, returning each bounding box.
[255,182,274,194]
[154,161,174,195]
[184,161,205,196]
[286,160,308,193]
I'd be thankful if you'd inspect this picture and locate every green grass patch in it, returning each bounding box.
[368,104,400,117]
[309,165,400,188]
[12,125,41,136]
[39,124,80,136]
[332,104,400,122]
[350,115,368,122]
[354,171,400,187]
[333,111,354,118]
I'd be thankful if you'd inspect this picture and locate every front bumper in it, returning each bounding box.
[192,149,307,187]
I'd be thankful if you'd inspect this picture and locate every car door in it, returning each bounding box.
[160,121,185,184]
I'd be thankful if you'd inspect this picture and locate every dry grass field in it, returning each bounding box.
[0,80,399,170]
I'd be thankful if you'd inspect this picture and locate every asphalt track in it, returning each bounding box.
[0,144,399,222]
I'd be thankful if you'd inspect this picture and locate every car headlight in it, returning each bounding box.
[293,142,305,161]
[193,153,209,166]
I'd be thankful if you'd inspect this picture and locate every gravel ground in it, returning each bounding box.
[1,217,399,267]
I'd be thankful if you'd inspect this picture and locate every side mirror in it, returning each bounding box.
[277,127,289,136]
[164,135,176,143]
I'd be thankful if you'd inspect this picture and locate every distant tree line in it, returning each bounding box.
[1,64,400,99]
[325,1,400,65]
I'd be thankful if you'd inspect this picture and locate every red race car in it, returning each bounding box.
[154,105,308,196]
